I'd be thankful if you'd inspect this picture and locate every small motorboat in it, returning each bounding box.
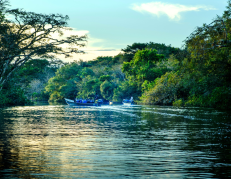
[97,99,104,105]
[122,99,134,105]
[64,98,101,106]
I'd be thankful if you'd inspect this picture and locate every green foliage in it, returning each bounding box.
[99,75,113,82]
[173,99,184,107]
[89,56,115,66]
[184,87,231,109]
[45,57,125,102]
[0,0,87,96]
[43,42,183,103]
[122,49,165,82]
[17,59,50,84]
[79,68,95,78]
[100,80,115,100]
[0,0,8,22]
[0,0,86,106]
[140,72,182,105]
[17,59,60,100]
[147,42,182,59]
[113,79,140,102]
[141,80,155,92]
[140,1,231,109]
[156,55,180,71]
[77,77,101,99]
[121,42,183,62]
[0,11,4,23]
[208,87,231,109]
[122,43,148,62]
[0,58,60,107]
[46,43,183,103]
[0,82,31,107]
[122,48,168,101]
[46,62,82,101]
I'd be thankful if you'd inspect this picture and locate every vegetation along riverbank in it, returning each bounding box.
[1,0,231,110]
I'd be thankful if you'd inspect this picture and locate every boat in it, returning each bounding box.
[122,99,134,105]
[64,98,101,106]
[95,99,110,105]
[97,99,104,105]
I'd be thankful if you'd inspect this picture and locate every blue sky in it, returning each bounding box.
[10,0,227,61]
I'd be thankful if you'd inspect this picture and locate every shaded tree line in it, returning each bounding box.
[0,58,64,106]
[45,43,182,103]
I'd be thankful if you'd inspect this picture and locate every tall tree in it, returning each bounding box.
[122,49,165,84]
[0,0,87,91]
[0,0,8,22]
[121,42,148,62]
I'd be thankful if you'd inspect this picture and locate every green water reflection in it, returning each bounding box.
[0,104,231,178]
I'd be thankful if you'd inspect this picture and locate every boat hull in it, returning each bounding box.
[123,102,133,105]
[65,98,101,106]
[122,99,134,105]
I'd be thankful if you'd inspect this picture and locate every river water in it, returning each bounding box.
[0,104,231,178]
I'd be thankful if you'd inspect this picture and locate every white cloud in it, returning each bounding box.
[50,28,121,62]
[131,2,216,21]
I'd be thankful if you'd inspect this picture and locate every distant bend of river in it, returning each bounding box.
[0,103,231,178]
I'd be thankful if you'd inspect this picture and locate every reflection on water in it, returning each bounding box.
[0,104,231,178]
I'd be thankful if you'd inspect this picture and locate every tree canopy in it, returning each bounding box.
[139,1,231,109]
[0,0,87,90]
[122,49,165,82]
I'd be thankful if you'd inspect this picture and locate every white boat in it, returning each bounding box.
[122,99,134,105]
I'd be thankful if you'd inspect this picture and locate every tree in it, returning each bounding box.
[122,49,165,84]
[45,62,83,101]
[147,42,183,59]
[112,80,139,102]
[121,42,148,62]
[0,0,87,91]
[140,71,183,105]
[121,42,184,62]
[0,0,8,22]
[100,80,114,101]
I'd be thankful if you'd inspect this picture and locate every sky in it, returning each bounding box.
[9,0,227,62]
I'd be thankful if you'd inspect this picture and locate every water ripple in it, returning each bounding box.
[0,104,231,178]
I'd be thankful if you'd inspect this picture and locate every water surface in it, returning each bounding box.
[0,104,231,178]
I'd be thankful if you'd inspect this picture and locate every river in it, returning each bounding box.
[0,103,231,178]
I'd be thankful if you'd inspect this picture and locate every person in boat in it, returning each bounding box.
[98,99,103,103]
[130,96,133,102]
[88,99,94,103]
[95,93,98,100]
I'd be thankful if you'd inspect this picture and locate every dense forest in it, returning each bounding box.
[1,0,231,110]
